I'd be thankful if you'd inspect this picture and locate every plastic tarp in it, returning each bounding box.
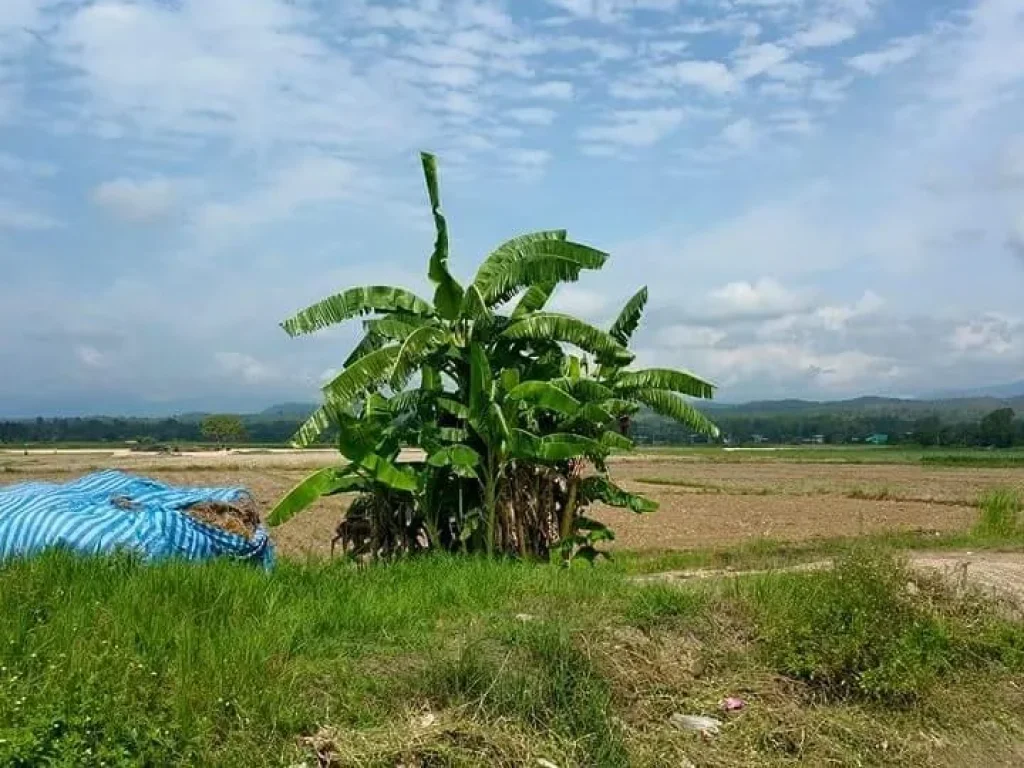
[0,470,273,567]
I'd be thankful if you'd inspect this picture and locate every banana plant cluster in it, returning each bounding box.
[268,153,719,561]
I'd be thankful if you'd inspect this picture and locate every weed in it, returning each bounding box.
[428,623,629,766]
[739,548,1024,705]
[625,583,707,631]
[974,489,1023,538]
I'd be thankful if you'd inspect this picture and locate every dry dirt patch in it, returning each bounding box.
[593,491,975,551]
[0,451,996,559]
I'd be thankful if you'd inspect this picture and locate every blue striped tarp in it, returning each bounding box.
[0,470,273,567]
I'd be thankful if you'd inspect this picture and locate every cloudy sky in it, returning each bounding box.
[2,0,1023,416]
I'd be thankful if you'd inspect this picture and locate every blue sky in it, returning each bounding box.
[1,0,1023,416]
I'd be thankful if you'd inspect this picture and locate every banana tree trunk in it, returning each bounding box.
[559,475,579,542]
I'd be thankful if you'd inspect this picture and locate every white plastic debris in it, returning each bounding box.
[670,713,722,736]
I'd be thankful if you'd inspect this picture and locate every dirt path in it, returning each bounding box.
[637,550,1024,605]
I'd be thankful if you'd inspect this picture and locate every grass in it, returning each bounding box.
[2,548,1024,766]
[636,445,1024,466]
[974,489,1024,538]
[921,453,1024,468]
[738,548,1024,704]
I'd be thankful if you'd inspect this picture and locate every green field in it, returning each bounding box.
[3,544,1024,767]
[634,444,1024,466]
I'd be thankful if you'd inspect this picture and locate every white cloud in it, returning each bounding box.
[91,177,179,222]
[527,81,574,100]
[579,108,685,147]
[667,185,850,275]
[708,278,807,318]
[543,35,631,60]
[925,0,1024,136]
[75,345,107,369]
[758,290,884,337]
[215,352,278,384]
[580,143,625,158]
[545,0,680,24]
[504,149,552,179]
[608,78,676,101]
[0,199,61,230]
[2,0,1022,412]
[657,60,738,95]
[506,107,557,125]
[769,60,820,84]
[949,315,1019,356]
[847,35,924,75]
[53,0,431,154]
[548,285,607,319]
[733,42,790,80]
[771,108,816,135]
[647,40,689,57]
[0,152,58,178]
[792,19,857,48]
[192,155,359,245]
[721,117,759,150]
[656,324,727,348]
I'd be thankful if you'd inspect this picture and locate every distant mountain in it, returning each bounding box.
[705,394,1023,421]
[920,380,1024,401]
[258,403,318,420]
[181,394,1024,424]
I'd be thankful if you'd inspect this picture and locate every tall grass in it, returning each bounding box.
[2,549,1023,765]
[974,489,1023,538]
[0,554,629,766]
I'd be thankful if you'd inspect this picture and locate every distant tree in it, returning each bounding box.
[200,415,248,447]
[979,407,1015,448]
[912,416,942,447]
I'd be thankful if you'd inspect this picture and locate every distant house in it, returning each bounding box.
[865,433,889,445]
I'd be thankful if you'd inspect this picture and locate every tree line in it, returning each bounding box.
[632,406,1022,448]
[3,406,1021,449]
[0,416,303,446]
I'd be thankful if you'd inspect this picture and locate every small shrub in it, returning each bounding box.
[974,489,1022,538]
[744,549,956,704]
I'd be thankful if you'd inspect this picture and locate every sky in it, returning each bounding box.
[1,0,1023,416]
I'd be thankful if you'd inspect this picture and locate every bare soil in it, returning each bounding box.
[1,449,1019,559]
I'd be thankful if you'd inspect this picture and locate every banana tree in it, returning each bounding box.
[269,152,719,560]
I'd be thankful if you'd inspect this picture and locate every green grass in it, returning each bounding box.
[921,453,1024,468]
[0,555,631,767]
[974,489,1024,538]
[2,548,1024,766]
[738,548,1024,704]
[633,445,1024,466]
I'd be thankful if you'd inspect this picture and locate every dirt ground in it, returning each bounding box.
[3,448,1017,559]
